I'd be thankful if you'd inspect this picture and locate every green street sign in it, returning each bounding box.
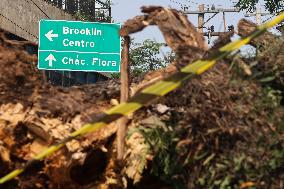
[38,20,121,72]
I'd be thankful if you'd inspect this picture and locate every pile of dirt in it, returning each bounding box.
[0,41,39,106]
[0,31,122,189]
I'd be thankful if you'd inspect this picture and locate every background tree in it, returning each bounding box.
[129,39,175,76]
[236,0,284,13]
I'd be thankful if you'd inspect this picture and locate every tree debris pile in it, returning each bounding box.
[0,36,39,106]
[125,63,284,189]
[0,30,122,188]
[122,17,284,189]
[237,19,284,98]
[0,7,284,189]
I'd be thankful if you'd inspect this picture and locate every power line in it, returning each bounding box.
[244,5,272,25]
[30,0,51,19]
[201,12,218,27]
[262,14,276,23]
[169,0,185,8]
[182,0,198,5]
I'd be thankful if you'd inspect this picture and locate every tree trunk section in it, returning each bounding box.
[237,19,277,48]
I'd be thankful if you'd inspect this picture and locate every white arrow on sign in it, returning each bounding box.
[45,54,56,67]
[45,30,58,41]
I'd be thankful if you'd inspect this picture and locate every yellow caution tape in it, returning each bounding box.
[1,12,284,185]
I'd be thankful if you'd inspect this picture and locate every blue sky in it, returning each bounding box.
[111,0,273,43]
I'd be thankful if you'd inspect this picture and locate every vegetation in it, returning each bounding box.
[126,51,284,189]
[112,39,175,78]
[124,20,284,189]
[129,39,175,76]
[236,0,284,13]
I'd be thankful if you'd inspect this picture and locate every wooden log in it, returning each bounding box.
[120,6,208,96]
[120,6,208,53]
[237,19,277,48]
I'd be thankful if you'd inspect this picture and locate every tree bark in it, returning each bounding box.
[117,36,130,160]
[237,19,277,48]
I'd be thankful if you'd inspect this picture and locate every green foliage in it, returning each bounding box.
[132,124,184,188]
[236,0,284,13]
[108,39,175,79]
[126,74,284,188]
[232,36,284,100]
[250,37,284,95]
[75,11,111,22]
[195,144,284,188]
[74,0,112,22]
[260,87,282,108]
[75,11,92,21]
[191,109,284,189]
[130,39,175,76]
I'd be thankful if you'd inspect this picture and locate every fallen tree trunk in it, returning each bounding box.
[237,19,277,48]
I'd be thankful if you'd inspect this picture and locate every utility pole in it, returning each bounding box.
[223,12,227,32]
[198,4,205,33]
[244,6,271,25]
[184,4,239,38]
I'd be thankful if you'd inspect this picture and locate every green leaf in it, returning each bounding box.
[259,76,275,82]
